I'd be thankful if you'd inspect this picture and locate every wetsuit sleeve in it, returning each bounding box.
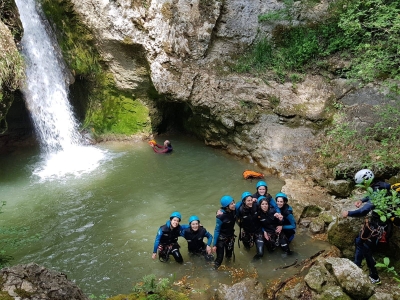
[204,230,213,246]
[213,217,223,247]
[153,227,163,253]
[282,214,296,231]
[180,224,189,237]
[153,145,169,153]
[269,198,281,213]
[348,201,374,217]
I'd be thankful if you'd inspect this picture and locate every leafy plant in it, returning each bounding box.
[376,257,400,285]
[133,274,171,296]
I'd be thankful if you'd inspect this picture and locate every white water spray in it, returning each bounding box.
[16,0,108,180]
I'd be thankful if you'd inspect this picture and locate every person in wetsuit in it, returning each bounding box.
[236,191,264,260]
[152,211,188,263]
[258,196,291,254]
[151,140,173,153]
[181,215,214,261]
[275,192,296,244]
[252,180,280,213]
[213,195,236,269]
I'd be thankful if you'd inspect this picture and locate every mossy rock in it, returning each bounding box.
[300,205,322,218]
[327,220,360,254]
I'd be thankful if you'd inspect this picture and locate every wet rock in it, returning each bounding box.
[0,263,88,300]
[215,278,264,300]
[309,218,325,234]
[325,180,354,197]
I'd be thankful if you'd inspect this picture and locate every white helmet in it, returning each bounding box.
[354,169,374,184]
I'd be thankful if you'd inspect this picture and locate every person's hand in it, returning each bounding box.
[216,209,223,216]
[252,197,258,202]
[276,226,282,234]
[274,213,283,221]
[206,245,212,255]
[212,246,217,253]
[354,200,362,208]
[264,231,269,240]
[152,253,157,259]
[342,211,349,218]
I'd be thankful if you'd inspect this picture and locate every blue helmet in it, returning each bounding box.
[257,195,268,205]
[256,180,268,189]
[241,191,253,202]
[275,192,288,203]
[188,215,200,224]
[170,211,182,221]
[220,195,234,207]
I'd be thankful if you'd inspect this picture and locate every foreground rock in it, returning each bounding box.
[0,263,88,300]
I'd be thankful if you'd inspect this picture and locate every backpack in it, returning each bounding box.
[391,183,400,192]
[243,170,264,180]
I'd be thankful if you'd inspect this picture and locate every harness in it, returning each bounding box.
[158,244,172,262]
[219,235,236,262]
[360,218,386,243]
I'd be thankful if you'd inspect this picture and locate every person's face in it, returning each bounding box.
[245,196,253,207]
[228,201,236,211]
[258,186,266,195]
[190,220,199,231]
[170,217,180,228]
[261,200,269,212]
[276,197,285,208]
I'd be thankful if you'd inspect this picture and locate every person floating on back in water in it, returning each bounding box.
[150,140,173,153]
[152,211,188,263]
[181,215,214,261]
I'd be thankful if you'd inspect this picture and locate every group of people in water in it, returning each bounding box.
[151,180,296,269]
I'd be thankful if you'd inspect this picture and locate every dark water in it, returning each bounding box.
[0,136,330,297]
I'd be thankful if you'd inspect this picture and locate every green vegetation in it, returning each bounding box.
[376,257,400,286]
[317,101,400,171]
[40,0,151,136]
[235,0,400,85]
[104,274,189,300]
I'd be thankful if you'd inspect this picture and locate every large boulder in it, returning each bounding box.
[215,278,264,300]
[0,263,88,300]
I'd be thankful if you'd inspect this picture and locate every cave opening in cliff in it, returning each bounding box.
[155,101,195,134]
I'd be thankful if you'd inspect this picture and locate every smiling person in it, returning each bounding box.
[275,192,296,244]
[236,191,264,260]
[252,180,280,213]
[152,211,188,263]
[213,195,236,269]
[181,215,214,261]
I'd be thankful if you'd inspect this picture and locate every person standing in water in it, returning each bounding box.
[152,211,188,263]
[181,215,214,261]
[213,195,236,269]
[151,140,173,153]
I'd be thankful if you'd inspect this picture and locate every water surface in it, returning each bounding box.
[0,136,329,296]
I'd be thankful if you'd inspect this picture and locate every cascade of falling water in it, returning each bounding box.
[15,0,107,180]
[16,0,81,152]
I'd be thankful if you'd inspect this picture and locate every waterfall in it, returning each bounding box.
[15,0,108,180]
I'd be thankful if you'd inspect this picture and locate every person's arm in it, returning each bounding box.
[152,228,162,258]
[269,197,281,214]
[153,145,169,153]
[282,214,296,231]
[347,201,374,217]
[212,217,222,250]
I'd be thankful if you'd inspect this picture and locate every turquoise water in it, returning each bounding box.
[0,136,329,296]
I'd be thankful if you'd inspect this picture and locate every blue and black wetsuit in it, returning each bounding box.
[213,209,236,268]
[181,226,213,261]
[153,221,189,263]
[236,202,264,259]
[349,181,392,281]
[280,204,296,243]
[259,206,290,253]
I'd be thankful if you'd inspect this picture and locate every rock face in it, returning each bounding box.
[0,263,88,300]
[215,277,264,300]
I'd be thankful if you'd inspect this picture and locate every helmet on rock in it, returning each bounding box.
[241,191,253,202]
[256,181,268,189]
[354,169,374,184]
[170,211,182,221]
[275,192,288,203]
[188,215,200,224]
[220,195,234,207]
